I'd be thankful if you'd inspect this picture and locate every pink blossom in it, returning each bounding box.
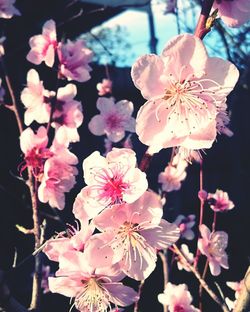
[198,224,229,276]
[213,0,250,27]
[43,222,94,262]
[207,189,234,212]
[158,282,200,312]
[21,69,54,126]
[158,154,188,192]
[38,129,78,210]
[97,78,112,96]
[52,84,83,143]
[131,34,239,153]
[225,280,243,310]
[174,214,196,240]
[177,244,194,272]
[19,126,52,176]
[75,148,148,220]
[216,104,233,137]
[84,191,180,280]
[57,39,93,82]
[48,251,138,311]
[88,97,136,143]
[0,0,20,19]
[27,19,57,67]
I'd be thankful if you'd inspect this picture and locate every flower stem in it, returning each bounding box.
[212,211,217,232]
[158,251,168,312]
[172,244,230,312]
[199,259,209,310]
[194,0,215,39]
[134,280,145,312]
[194,160,204,267]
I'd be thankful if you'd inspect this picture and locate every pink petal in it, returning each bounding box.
[105,283,139,307]
[88,115,106,136]
[209,259,221,276]
[48,276,82,297]
[140,219,180,249]
[43,238,71,261]
[131,54,166,99]
[199,224,211,241]
[97,97,115,114]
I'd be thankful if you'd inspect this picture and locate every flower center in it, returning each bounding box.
[105,114,123,130]
[174,305,186,312]
[75,278,110,312]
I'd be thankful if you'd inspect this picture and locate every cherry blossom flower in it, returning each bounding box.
[131,33,239,153]
[84,191,180,280]
[158,282,200,312]
[19,126,52,177]
[213,0,250,27]
[0,0,20,19]
[158,154,188,192]
[49,251,138,312]
[97,78,112,96]
[198,224,229,276]
[174,214,196,240]
[38,128,78,210]
[207,189,234,212]
[57,39,93,82]
[52,84,83,143]
[27,19,57,67]
[177,244,194,272]
[75,148,148,221]
[21,69,54,126]
[225,280,243,309]
[43,221,94,262]
[88,97,136,143]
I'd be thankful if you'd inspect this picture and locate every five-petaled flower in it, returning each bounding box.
[198,224,229,276]
[131,33,239,153]
[207,189,234,212]
[88,97,136,143]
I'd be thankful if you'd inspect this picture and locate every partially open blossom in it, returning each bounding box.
[174,214,196,240]
[0,0,20,19]
[21,69,54,126]
[225,280,243,309]
[88,97,136,143]
[97,78,112,96]
[207,189,234,212]
[49,251,138,312]
[158,153,188,192]
[131,34,239,153]
[43,221,94,262]
[84,191,180,280]
[19,126,52,176]
[198,224,229,276]
[38,128,78,210]
[158,282,200,312]
[57,39,93,82]
[213,0,250,27]
[27,19,57,67]
[177,244,194,272]
[52,83,83,143]
[75,148,148,221]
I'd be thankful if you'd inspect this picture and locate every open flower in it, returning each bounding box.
[131,33,239,153]
[52,84,83,143]
[0,0,20,19]
[198,224,229,276]
[27,19,57,67]
[88,97,136,143]
[84,191,180,281]
[213,0,250,27]
[207,189,234,212]
[57,39,93,82]
[74,148,148,221]
[158,282,200,312]
[19,126,52,176]
[21,69,54,126]
[176,244,194,272]
[49,251,138,312]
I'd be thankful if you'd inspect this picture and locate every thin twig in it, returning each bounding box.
[194,0,214,39]
[173,244,230,312]
[158,251,168,312]
[134,280,145,312]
